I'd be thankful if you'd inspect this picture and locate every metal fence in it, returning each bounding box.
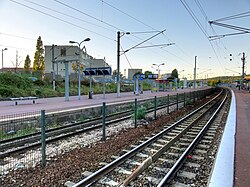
[0,89,213,176]
[0,111,41,175]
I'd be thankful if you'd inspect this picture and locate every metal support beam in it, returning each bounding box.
[194,56,197,89]
[65,61,69,101]
[117,31,121,97]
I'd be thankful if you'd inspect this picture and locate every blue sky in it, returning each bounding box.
[1,0,250,79]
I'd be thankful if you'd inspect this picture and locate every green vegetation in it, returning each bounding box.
[24,55,31,73]
[0,72,153,99]
[33,36,45,76]
[185,99,193,106]
[133,106,147,120]
[0,127,37,141]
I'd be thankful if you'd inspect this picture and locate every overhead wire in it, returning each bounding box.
[53,0,194,69]
[195,0,229,56]
[123,30,166,54]
[100,0,156,30]
[53,0,122,31]
[0,44,35,52]
[180,0,209,38]
[101,0,194,66]
[23,0,116,33]
[9,0,114,41]
[53,0,171,70]
[214,11,250,22]
[9,0,203,71]
[121,45,133,69]
[180,0,225,70]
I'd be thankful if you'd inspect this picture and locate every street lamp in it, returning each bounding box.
[1,48,8,72]
[152,63,165,91]
[178,70,184,89]
[69,38,91,100]
[117,31,130,97]
[152,63,165,78]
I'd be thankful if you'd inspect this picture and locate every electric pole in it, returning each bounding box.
[52,45,56,91]
[241,52,246,88]
[194,56,197,89]
[117,31,121,97]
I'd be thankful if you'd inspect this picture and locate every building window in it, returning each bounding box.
[61,48,66,56]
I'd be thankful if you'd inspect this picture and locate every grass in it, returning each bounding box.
[0,127,38,141]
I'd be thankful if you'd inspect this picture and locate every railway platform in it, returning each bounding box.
[0,88,203,116]
[209,87,250,187]
[233,88,250,187]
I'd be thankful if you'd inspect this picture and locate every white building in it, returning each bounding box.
[44,45,109,79]
[127,69,142,80]
[161,73,172,80]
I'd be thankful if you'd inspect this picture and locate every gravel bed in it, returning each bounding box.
[1,98,210,187]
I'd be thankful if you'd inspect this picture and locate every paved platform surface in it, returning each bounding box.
[233,88,250,187]
[0,88,202,116]
[209,87,250,187]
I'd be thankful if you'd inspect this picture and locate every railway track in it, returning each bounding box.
[71,89,229,186]
[0,95,181,158]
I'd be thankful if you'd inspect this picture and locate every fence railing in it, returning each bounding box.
[0,88,213,176]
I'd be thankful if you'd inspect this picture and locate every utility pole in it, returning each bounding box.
[1,48,8,72]
[52,45,56,91]
[117,31,121,97]
[241,52,246,88]
[194,56,197,89]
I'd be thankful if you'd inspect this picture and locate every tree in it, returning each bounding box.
[72,62,86,81]
[112,70,123,78]
[33,36,45,77]
[144,71,153,78]
[171,69,178,79]
[24,55,31,73]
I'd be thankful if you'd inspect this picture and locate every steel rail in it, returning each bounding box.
[0,93,182,149]
[0,94,178,144]
[0,95,184,158]
[72,90,222,187]
[157,90,228,186]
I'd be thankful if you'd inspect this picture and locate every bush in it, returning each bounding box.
[0,72,33,90]
[33,79,45,87]
[133,106,146,120]
[185,99,193,106]
[0,86,13,97]
[36,87,58,98]
[0,85,26,98]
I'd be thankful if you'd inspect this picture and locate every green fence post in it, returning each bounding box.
[102,102,106,141]
[176,93,179,111]
[154,96,157,120]
[167,94,170,114]
[41,110,46,167]
[135,98,137,128]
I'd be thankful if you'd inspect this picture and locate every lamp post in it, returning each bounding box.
[117,31,130,97]
[152,63,165,78]
[152,63,165,91]
[178,70,184,88]
[69,38,91,100]
[1,48,8,72]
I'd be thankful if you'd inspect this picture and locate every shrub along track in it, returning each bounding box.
[1,89,228,187]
